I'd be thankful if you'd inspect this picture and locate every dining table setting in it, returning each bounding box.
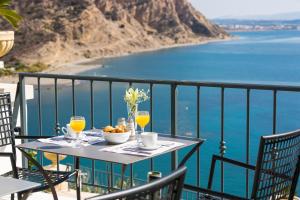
[17,87,204,200]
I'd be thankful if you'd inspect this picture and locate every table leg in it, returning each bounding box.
[130,164,133,187]
[75,157,81,200]
[120,164,127,190]
[20,190,32,200]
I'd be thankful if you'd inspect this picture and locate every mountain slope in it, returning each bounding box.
[4,0,229,65]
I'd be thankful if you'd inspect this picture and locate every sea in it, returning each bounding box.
[27,30,300,197]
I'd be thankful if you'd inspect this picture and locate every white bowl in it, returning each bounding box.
[103,131,130,144]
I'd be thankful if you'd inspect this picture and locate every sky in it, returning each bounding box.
[189,0,300,19]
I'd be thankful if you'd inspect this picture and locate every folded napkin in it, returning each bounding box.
[38,135,104,147]
[100,140,184,157]
[83,129,103,137]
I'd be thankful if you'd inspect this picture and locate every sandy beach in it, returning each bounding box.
[0,37,233,85]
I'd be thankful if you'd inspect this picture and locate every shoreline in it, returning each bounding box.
[0,37,233,85]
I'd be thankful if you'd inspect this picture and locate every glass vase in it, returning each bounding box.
[127,103,138,130]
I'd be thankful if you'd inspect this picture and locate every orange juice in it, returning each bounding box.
[136,115,150,128]
[70,119,86,133]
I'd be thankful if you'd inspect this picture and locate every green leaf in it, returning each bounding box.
[0,8,22,29]
[0,0,11,7]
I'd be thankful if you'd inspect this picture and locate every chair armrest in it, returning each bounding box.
[208,155,256,189]
[0,152,18,178]
[184,184,249,200]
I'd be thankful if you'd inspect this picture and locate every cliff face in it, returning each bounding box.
[4,0,229,65]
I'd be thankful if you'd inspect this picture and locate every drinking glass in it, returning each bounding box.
[70,116,86,148]
[136,111,150,133]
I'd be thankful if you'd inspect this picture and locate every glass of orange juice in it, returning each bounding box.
[70,116,86,148]
[136,111,150,133]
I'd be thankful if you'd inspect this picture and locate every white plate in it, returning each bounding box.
[138,144,161,150]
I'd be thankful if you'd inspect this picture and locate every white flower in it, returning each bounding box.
[124,87,149,106]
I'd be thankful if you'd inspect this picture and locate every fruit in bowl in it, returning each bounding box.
[102,125,130,144]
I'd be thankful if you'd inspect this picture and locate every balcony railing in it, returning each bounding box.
[14,72,300,198]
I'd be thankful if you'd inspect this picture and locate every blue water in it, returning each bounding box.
[27,30,300,197]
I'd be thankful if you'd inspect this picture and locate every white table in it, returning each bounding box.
[0,176,40,200]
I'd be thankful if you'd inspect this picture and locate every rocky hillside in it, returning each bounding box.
[3,0,229,65]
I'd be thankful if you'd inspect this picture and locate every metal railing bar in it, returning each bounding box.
[54,78,60,172]
[71,79,76,184]
[19,75,27,168]
[19,75,27,136]
[37,78,42,137]
[90,80,94,129]
[106,163,110,188]
[246,89,250,198]
[90,80,95,185]
[18,73,300,92]
[197,86,200,188]
[12,82,20,129]
[273,90,277,135]
[150,83,153,171]
[109,81,112,125]
[171,84,178,170]
[54,78,59,136]
[37,78,43,165]
[91,160,95,186]
[220,87,225,193]
[150,83,153,132]
[108,81,114,188]
[72,79,75,116]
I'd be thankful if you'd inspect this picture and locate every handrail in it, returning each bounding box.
[18,72,300,91]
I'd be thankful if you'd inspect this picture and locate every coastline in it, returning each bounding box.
[0,37,233,85]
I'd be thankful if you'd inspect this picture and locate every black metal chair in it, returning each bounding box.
[185,129,300,200]
[85,166,187,200]
[0,93,78,200]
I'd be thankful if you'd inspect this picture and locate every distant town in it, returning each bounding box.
[213,19,300,31]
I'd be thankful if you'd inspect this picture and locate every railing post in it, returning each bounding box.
[12,82,20,129]
[273,90,277,135]
[54,78,60,136]
[19,74,27,136]
[150,83,154,171]
[196,86,201,189]
[171,84,177,170]
[246,89,250,198]
[19,74,28,169]
[220,87,226,193]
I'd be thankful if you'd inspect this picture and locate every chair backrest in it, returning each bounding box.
[0,93,14,148]
[86,166,187,200]
[252,130,300,200]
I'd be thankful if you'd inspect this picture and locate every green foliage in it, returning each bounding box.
[0,67,12,76]
[0,61,49,77]
[0,0,22,29]
[15,62,49,73]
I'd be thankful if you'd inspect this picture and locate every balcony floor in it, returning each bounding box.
[1,190,97,200]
